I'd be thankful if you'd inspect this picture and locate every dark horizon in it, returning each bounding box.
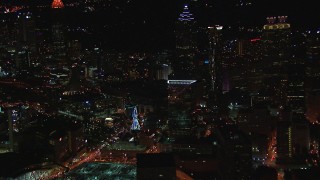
[1,0,319,28]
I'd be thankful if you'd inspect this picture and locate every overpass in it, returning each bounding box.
[58,111,83,120]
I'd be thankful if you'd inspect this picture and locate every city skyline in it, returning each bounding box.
[1,0,319,26]
[0,0,320,179]
[1,0,319,52]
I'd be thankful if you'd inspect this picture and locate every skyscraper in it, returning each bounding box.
[171,4,198,79]
[276,108,310,164]
[261,16,292,108]
[207,25,223,107]
[15,12,37,70]
[17,12,36,44]
[262,16,291,64]
[51,1,67,67]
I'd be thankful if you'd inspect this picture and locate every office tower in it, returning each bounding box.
[292,119,310,157]
[172,4,198,79]
[306,90,320,123]
[167,4,203,139]
[67,40,82,62]
[305,31,320,123]
[217,125,253,179]
[261,16,293,109]
[93,47,105,76]
[14,46,31,70]
[286,61,305,114]
[276,116,293,164]
[52,23,66,67]
[0,22,10,46]
[51,0,66,67]
[262,16,291,64]
[207,25,223,107]
[0,108,19,152]
[276,108,310,164]
[262,16,305,113]
[15,12,37,70]
[7,109,14,152]
[68,65,81,92]
[16,12,36,45]
[168,80,206,136]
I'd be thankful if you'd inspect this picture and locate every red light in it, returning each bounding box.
[52,0,64,9]
[250,38,261,42]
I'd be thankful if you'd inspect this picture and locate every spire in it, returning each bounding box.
[52,0,64,9]
[178,4,194,22]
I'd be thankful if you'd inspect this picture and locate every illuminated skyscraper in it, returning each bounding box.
[167,80,197,130]
[51,2,67,67]
[261,16,293,108]
[172,4,198,79]
[15,12,37,70]
[207,25,223,107]
[262,16,291,62]
[52,0,64,9]
[276,108,310,164]
[52,23,66,66]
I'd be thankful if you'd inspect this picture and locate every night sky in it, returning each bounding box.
[1,0,318,27]
[1,0,318,50]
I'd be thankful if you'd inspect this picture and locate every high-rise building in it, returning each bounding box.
[276,118,293,164]
[276,108,310,164]
[262,16,291,63]
[50,0,67,68]
[67,40,82,61]
[0,107,20,152]
[171,4,198,79]
[16,12,36,45]
[260,16,295,109]
[52,23,66,66]
[305,31,320,123]
[17,12,36,49]
[306,90,320,123]
[207,25,223,107]
[167,4,203,138]
[263,16,305,113]
[68,65,81,92]
[167,80,197,130]
[15,12,37,70]
[14,46,31,70]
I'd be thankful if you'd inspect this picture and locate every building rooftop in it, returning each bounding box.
[137,153,175,168]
